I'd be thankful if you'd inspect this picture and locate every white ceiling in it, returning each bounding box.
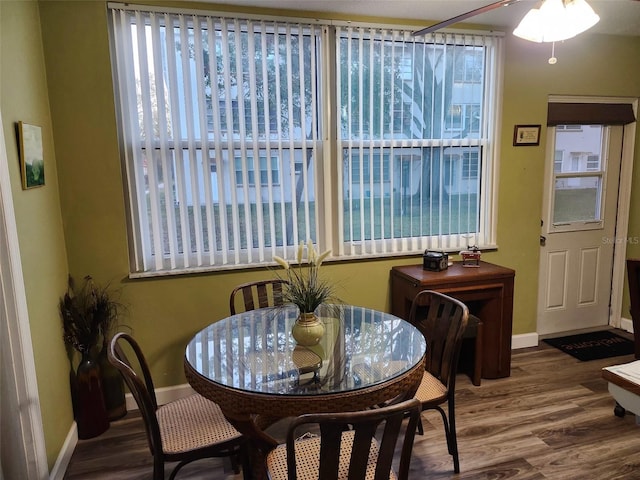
[209,0,640,36]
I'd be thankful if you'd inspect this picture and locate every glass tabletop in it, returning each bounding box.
[185,304,426,397]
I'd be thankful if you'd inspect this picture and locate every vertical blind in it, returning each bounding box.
[110,6,324,273]
[109,3,502,275]
[336,27,501,257]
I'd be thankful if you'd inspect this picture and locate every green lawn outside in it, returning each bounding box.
[152,194,479,254]
[553,188,598,223]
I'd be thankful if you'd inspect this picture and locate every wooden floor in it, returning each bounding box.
[64,335,640,479]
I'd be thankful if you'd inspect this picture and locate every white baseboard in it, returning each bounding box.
[512,332,539,349]
[621,316,634,334]
[126,383,196,411]
[54,384,195,479]
[49,422,77,480]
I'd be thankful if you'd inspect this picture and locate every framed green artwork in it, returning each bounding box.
[18,121,45,189]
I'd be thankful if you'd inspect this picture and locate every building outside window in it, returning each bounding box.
[235,156,280,187]
[554,150,563,173]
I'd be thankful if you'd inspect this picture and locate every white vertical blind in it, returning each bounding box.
[110,6,324,274]
[109,4,501,275]
[336,27,501,257]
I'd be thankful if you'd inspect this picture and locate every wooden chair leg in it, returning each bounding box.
[448,403,460,474]
[472,320,483,386]
[417,415,424,435]
[240,443,252,480]
[229,453,241,474]
[153,456,164,480]
[464,314,482,386]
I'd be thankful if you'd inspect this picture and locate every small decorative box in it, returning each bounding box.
[423,250,449,271]
[460,246,481,267]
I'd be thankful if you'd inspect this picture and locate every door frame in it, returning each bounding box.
[540,95,638,332]
[611,99,637,329]
[0,115,49,477]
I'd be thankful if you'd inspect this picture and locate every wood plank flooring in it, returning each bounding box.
[64,334,640,479]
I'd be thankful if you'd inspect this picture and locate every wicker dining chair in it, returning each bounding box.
[108,332,250,480]
[265,398,421,480]
[229,279,289,315]
[408,290,469,474]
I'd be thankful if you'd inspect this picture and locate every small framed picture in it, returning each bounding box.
[18,121,45,189]
[513,124,541,146]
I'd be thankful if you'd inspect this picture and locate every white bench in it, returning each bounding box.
[602,361,640,425]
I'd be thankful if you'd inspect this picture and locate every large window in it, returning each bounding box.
[109,6,502,274]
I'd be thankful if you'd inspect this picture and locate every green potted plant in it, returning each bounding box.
[60,275,126,439]
[273,240,342,346]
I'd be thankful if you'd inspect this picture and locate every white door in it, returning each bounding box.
[537,124,623,335]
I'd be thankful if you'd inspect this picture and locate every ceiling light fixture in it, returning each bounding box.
[513,0,600,43]
[513,0,599,64]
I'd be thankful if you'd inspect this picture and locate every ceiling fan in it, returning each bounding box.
[413,0,640,41]
[413,0,522,36]
[412,0,606,63]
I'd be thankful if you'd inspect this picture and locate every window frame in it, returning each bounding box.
[108,5,503,276]
[550,124,607,231]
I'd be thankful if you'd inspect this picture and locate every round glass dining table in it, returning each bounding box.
[184,304,426,477]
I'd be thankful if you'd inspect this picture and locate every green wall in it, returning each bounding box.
[500,34,640,322]
[3,0,640,471]
[1,0,72,470]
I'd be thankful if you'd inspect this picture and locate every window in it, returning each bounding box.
[586,154,600,171]
[552,125,605,224]
[556,125,582,131]
[461,151,480,180]
[109,6,502,274]
[348,152,391,186]
[337,27,499,256]
[234,156,280,187]
[445,104,481,132]
[453,49,484,83]
[554,150,563,173]
[570,154,581,172]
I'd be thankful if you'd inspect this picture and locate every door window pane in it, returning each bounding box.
[552,125,604,225]
[553,176,602,223]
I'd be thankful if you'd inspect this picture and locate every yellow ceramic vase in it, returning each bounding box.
[291,312,325,346]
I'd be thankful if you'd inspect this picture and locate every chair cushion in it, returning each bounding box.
[157,394,242,454]
[414,371,448,405]
[265,430,397,480]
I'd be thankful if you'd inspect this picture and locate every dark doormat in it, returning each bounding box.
[543,330,635,361]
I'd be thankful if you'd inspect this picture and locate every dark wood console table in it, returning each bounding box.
[391,261,515,379]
